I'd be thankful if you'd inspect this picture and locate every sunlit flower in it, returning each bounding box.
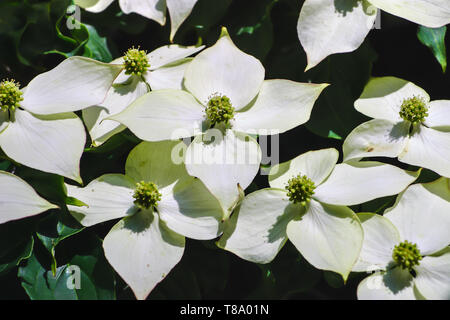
[354,178,450,300]
[0,57,123,182]
[343,76,450,178]
[218,148,419,279]
[65,140,224,300]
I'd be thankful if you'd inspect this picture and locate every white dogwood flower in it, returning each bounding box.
[108,27,328,217]
[343,76,450,178]
[354,178,450,300]
[297,0,450,70]
[83,44,204,146]
[0,171,57,224]
[65,140,224,300]
[217,148,420,280]
[0,57,123,182]
[75,0,199,41]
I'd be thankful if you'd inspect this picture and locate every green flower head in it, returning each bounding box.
[205,94,235,127]
[285,174,316,206]
[0,79,23,112]
[133,181,161,210]
[399,96,429,124]
[392,240,422,271]
[124,47,150,76]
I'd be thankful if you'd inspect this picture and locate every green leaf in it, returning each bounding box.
[0,237,34,276]
[0,0,71,67]
[84,24,113,62]
[18,233,115,300]
[418,26,447,73]
[327,130,342,140]
[65,196,88,207]
[0,218,36,276]
[19,254,72,299]
[35,211,84,275]
[46,11,112,62]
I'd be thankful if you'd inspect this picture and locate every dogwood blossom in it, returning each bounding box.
[65,140,224,300]
[343,76,450,178]
[0,57,123,182]
[0,171,57,224]
[83,44,204,146]
[108,27,328,217]
[75,0,198,41]
[354,178,450,300]
[217,148,420,279]
[297,0,450,70]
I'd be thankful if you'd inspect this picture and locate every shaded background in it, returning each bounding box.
[0,0,448,299]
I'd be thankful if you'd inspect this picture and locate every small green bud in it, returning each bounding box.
[285,174,316,205]
[123,47,150,76]
[133,181,161,210]
[399,96,428,124]
[392,240,422,271]
[0,79,23,112]
[205,94,235,126]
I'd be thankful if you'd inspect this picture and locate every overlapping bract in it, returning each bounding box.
[218,148,420,280]
[108,27,328,216]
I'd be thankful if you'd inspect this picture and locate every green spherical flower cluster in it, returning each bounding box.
[0,79,23,112]
[133,181,162,210]
[124,47,150,76]
[392,240,422,271]
[205,95,235,126]
[285,174,316,206]
[399,96,429,124]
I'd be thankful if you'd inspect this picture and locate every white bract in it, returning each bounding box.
[65,140,224,300]
[297,0,450,70]
[109,27,328,217]
[217,148,420,280]
[0,57,123,182]
[83,44,204,146]
[75,0,198,41]
[354,178,450,300]
[0,171,58,224]
[343,76,450,178]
